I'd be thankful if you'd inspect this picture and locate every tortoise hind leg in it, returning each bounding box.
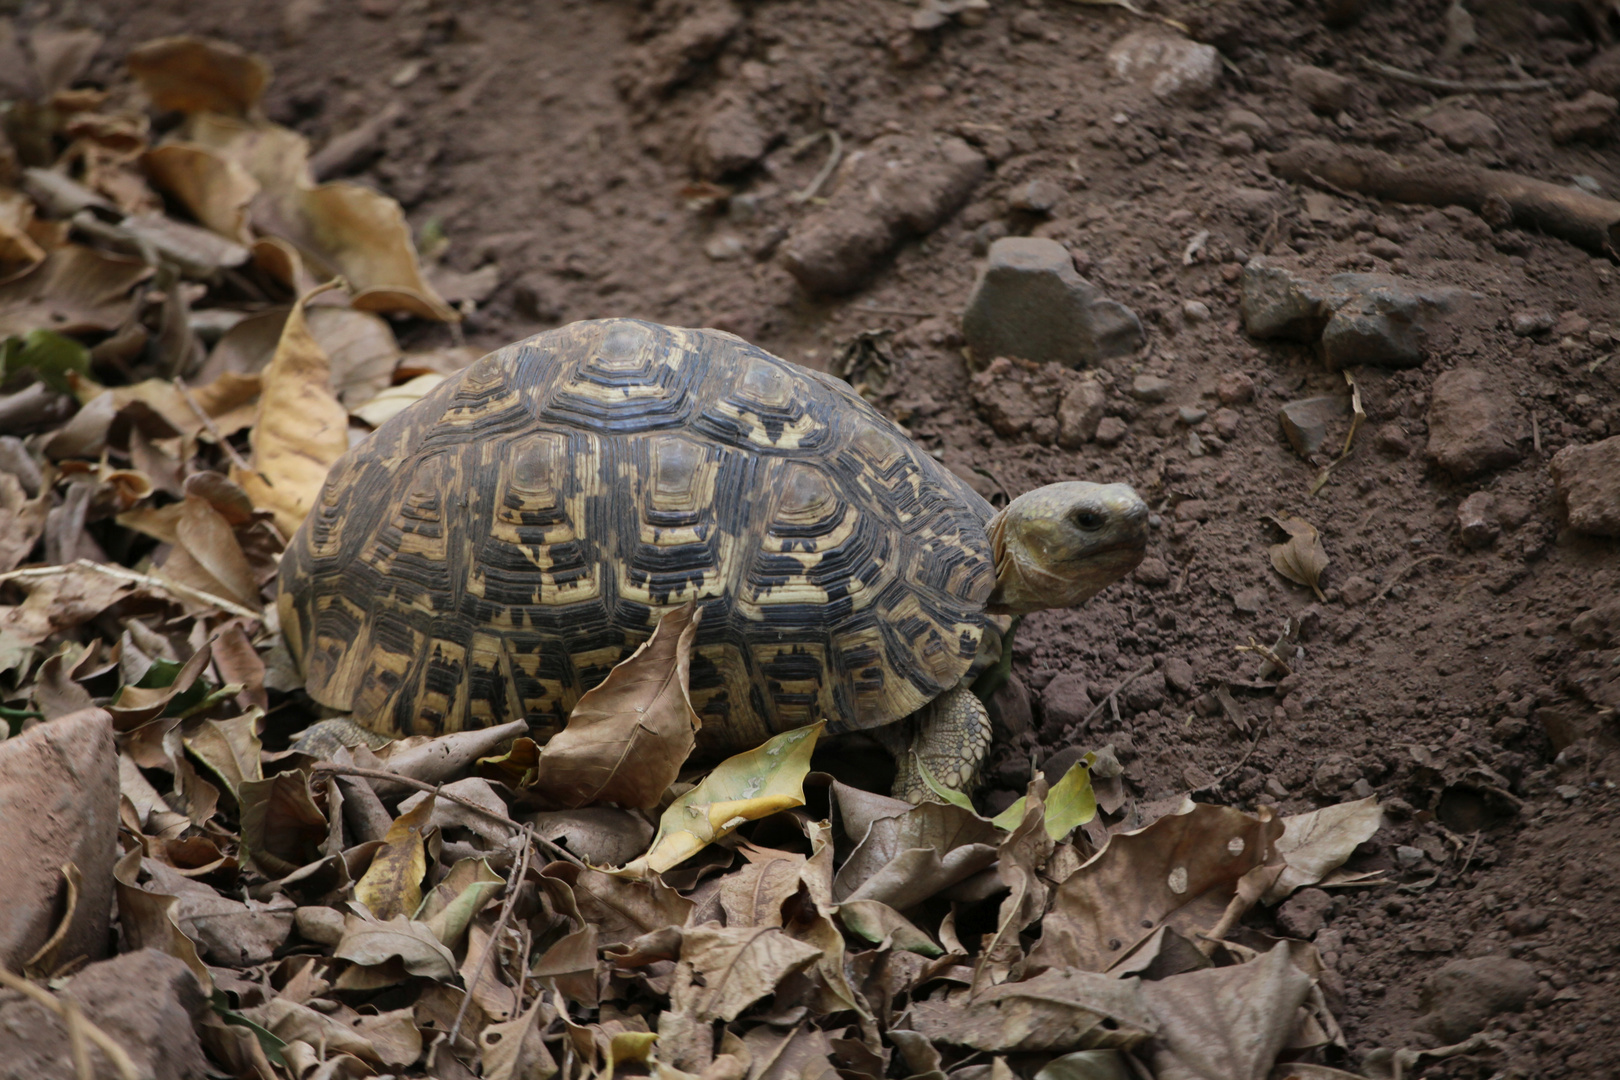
[889,686,992,804]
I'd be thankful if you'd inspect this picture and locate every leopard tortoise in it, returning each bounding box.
[278,318,1148,800]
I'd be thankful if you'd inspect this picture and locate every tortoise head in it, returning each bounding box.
[985,481,1149,616]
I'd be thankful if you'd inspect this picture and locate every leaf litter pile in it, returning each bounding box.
[0,33,1396,1080]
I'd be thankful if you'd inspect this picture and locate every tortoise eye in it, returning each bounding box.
[1072,510,1105,530]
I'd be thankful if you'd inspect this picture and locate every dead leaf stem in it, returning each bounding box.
[310,762,588,869]
[449,828,530,1051]
[0,967,143,1080]
[788,130,843,204]
[173,377,250,472]
[0,558,262,620]
[1083,660,1157,723]
[1372,555,1451,602]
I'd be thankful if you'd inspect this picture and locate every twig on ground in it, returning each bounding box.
[1084,660,1156,723]
[1271,140,1620,255]
[1372,554,1451,602]
[0,558,263,620]
[1531,411,1542,455]
[448,829,531,1051]
[1235,636,1293,677]
[0,967,143,1080]
[173,378,250,472]
[1356,54,1558,94]
[789,130,843,204]
[311,762,589,869]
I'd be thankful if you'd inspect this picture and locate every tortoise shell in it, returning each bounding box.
[278,318,998,754]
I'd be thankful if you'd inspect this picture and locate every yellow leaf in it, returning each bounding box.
[355,794,434,921]
[142,143,258,243]
[231,282,349,537]
[299,182,457,321]
[614,722,823,877]
[534,602,702,810]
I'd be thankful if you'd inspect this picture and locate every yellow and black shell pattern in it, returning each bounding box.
[278,319,997,755]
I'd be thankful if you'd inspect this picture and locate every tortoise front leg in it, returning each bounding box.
[889,686,992,804]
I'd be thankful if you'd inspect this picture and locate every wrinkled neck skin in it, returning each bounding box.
[984,508,1140,616]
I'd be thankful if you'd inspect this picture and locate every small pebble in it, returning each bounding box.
[1511,310,1555,336]
[1178,405,1207,425]
[1182,299,1212,322]
[1130,374,1172,402]
[1094,416,1128,446]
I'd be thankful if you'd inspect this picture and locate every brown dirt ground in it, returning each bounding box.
[45,0,1620,1074]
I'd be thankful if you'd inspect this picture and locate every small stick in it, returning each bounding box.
[1084,660,1156,723]
[1234,637,1292,677]
[0,558,262,620]
[855,305,936,318]
[1531,411,1542,455]
[1356,54,1558,94]
[448,829,531,1051]
[1372,554,1451,602]
[0,968,143,1080]
[789,130,844,204]
[311,762,588,869]
[173,379,250,472]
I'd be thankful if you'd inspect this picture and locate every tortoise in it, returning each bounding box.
[278,319,1148,800]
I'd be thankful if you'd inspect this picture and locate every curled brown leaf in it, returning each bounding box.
[1266,514,1329,601]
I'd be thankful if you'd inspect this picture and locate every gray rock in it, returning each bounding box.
[1213,408,1241,439]
[1008,179,1062,215]
[1420,106,1502,150]
[0,949,211,1080]
[1510,310,1555,336]
[1133,557,1171,586]
[1571,598,1620,647]
[989,674,1032,740]
[963,237,1144,367]
[781,134,986,294]
[1216,371,1255,404]
[1241,258,1334,341]
[1427,368,1523,479]
[1123,671,1166,712]
[1277,887,1332,939]
[1457,491,1500,549]
[1311,753,1361,795]
[1233,587,1266,614]
[1177,405,1207,424]
[1339,575,1377,605]
[689,92,771,178]
[1130,374,1172,403]
[1040,673,1092,740]
[1374,421,1413,456]
[1550,434,1620,536]
[1550,90,1618,144]
[1224,108,1271,138]
[1320,273,1468,369]
[1163,656,1196,695]
[1094,416,1128,446]
[0,435,42,496]
[1419,956,1537,1041]
[0,708,118,973]
[1182,299,1211,322]
[1057,378,1107,448]
[1289,64,1355,112]
[1278,396,1350,457]
[1106,30,1221,104]
[1395,844,1426,868]
[1242,259,1469,367]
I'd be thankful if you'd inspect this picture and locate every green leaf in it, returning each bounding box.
[915,754,976,812]
[993,760,1097,839]
[1,330,91,393]
[211,991,287,1066]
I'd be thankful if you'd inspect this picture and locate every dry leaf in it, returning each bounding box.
[0,243,151,338]
[1139,944,1313,1080]
[1262,797,1383,904]
[677,924,823,1022]
[238,769,327,877]
[332,910,456,979]
[111,847,214,993]
[297,182,457,321]
[352,372,444,428]
[905,968,1158,1053]
[142,143,258,243]
[0,473,48,572]
[127,36,270,117]
[831,785,999,908]
[355,794,434,920]
[542,863,694,950]
[533,601,702,810]
[1266,515,1329,601]
[231,282,349,538]
[1032,802,1283,973]
[615,721,822,877]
